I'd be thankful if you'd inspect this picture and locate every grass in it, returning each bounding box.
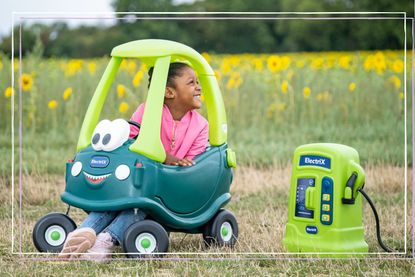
[0,50,410,176]
[0,111,407,175]
[0,165,412,275]
[0,259,414,276]
[0,50,411,274]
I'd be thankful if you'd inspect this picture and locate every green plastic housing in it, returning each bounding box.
[283,143,368,257]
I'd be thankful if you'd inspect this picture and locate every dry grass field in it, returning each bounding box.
[0,165,413,276]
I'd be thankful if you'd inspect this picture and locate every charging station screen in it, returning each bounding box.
[295,178,315,219]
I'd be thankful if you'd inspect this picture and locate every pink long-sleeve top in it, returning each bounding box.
[129,103,209,160]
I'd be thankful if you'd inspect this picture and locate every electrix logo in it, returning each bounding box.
[305,226,318,234]
[299,155,331,169]
[90,156,109,168]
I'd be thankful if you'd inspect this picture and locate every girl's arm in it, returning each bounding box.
[185,123,209,160]
[165,118,208,167]
[164,152,194,166]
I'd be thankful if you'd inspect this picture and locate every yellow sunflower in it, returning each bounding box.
[392,59,404,73]
[48,100,58,110]
[63,87,73,101]
[303,87,311,99]
[4,87,14,98]
[348,82,356,92]
[339,56,351,69]
[267,55,282,72]
[88,62,96,75]
[281,80,289,94]
[252,58,263,71]
[133,71,144,88]
[201,52,211,63]
[117,84,126,98]
[20,73,33,91]
[389,76,401,89]
[119,102,129,113]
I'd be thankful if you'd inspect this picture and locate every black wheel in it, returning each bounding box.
[123,220,169,258]
[203,209,238,247]
[32,212,76,252]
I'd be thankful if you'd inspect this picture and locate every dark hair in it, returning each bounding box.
[147,62,190,89]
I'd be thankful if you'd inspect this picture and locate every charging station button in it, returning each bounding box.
[322,214,330,222]
[322,194,330,201]
[321,177,334,225]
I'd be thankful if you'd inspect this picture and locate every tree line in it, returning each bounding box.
[0,0,412,57]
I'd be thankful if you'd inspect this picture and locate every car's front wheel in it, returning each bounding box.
[32,212,77,252]
[123,220,169,258]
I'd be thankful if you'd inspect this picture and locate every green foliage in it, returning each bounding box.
[0,0,412,57]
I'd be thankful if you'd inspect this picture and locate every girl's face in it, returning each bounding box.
[167,67,202,110]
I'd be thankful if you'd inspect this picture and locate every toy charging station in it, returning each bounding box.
[283,143,370,255]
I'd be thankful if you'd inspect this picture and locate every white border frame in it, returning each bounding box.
[9,11,413,259]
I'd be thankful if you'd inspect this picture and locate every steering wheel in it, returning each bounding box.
[127,120,141,140]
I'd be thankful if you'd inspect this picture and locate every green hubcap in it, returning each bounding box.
[221,226,229,237]
[141,238,151,249]
[51,231,61,241]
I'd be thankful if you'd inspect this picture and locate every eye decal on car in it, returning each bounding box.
[92,133,100,145]
[91,120,111,151]
[102,134,111,145]
[91,119,130,152]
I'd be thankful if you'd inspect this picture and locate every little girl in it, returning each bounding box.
[59,62,208,261]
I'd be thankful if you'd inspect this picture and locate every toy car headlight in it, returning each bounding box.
[71,161,82,176]
[115,164,130,180]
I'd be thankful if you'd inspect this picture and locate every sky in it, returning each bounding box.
[1,0,195,38]
[1,0,117,37]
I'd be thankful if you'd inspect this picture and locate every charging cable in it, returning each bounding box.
[357,188,394,252]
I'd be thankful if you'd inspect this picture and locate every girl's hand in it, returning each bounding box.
[164,153,179,165]
[177,157,195,167]
[164,153,195,166]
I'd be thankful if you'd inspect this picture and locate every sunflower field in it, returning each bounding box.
[0,50,409,174]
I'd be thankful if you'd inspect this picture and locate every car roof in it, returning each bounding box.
[111,39,214,75]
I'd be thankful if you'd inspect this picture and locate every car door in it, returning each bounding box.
[155,148,222,214]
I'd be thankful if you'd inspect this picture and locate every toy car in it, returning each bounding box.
[32,39,238,257]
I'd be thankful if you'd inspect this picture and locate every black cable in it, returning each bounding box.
[357,188,393,252]
[65,205,71,216]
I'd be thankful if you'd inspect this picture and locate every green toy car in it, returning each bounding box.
[32,39,238,257]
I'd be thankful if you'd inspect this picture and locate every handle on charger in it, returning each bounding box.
[342,161,365,204]
[305,187,316,210]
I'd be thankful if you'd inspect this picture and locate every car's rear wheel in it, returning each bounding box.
[203,209,238,247]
